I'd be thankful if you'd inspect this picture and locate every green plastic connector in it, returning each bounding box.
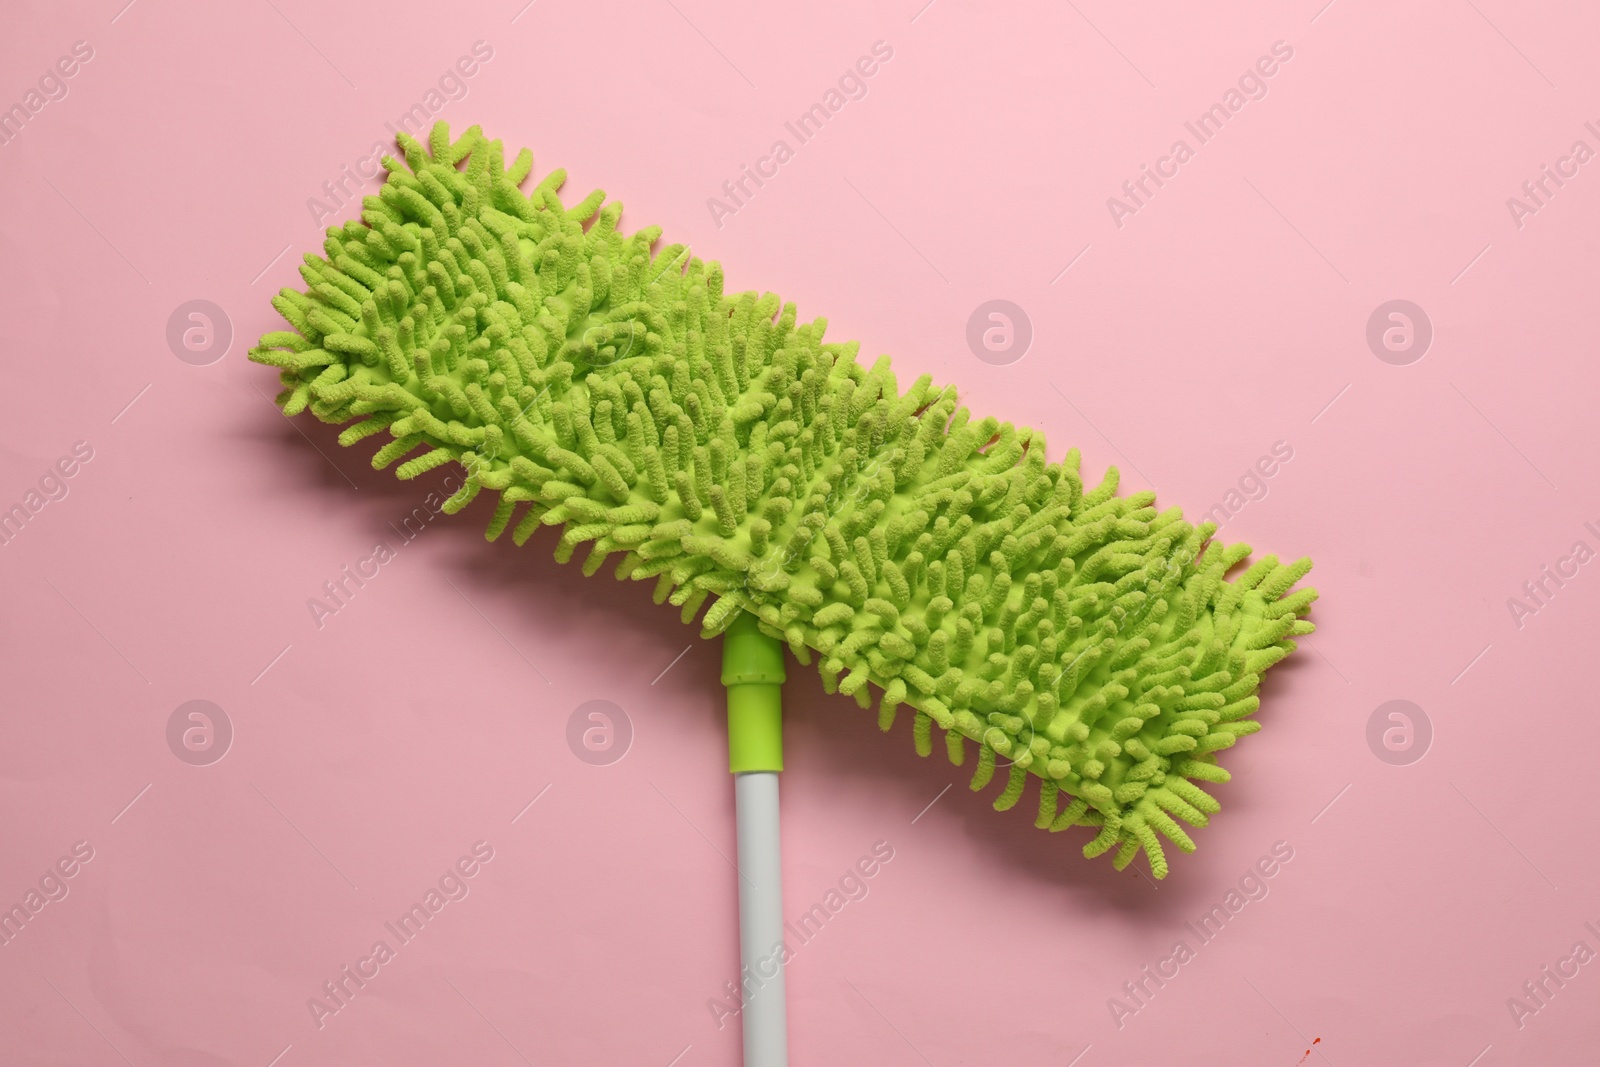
[722,612,785,773]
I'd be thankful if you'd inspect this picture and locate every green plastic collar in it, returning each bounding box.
[722,612,785,773]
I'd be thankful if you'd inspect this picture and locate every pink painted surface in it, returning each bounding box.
[2,0,1598,1063]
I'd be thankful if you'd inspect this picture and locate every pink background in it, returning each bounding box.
[3,0,1599,1063]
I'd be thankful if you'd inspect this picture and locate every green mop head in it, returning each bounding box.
[251,122,1316,878]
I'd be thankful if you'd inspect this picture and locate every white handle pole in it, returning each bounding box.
[734,770,787,1067]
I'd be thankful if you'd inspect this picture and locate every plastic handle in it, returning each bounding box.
[723,611,789,1065]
